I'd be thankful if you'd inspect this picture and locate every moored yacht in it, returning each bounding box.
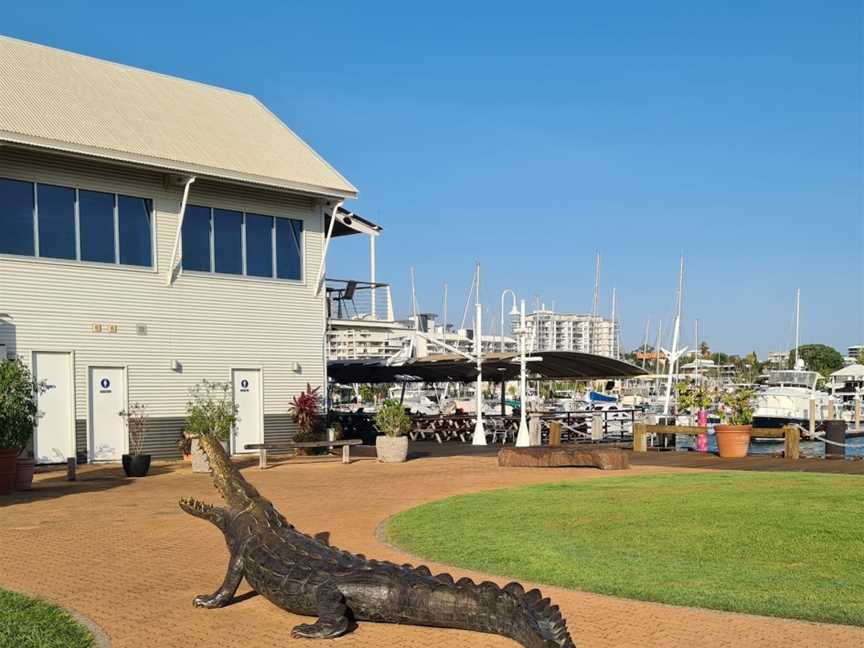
[752,365,833,430]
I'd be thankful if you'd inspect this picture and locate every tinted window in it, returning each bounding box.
[182,205,211,271]
[118,196,152,267]
[275,218,303,280]
[0,178,34,256]
[37,184,76,260]
[79,190,115,263]
[245,213,273,278]
[213,208,242,275]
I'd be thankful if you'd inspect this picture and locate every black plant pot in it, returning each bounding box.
[122,453,152,477]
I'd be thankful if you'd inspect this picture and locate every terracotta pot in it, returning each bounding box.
[376,435,408,463]
[715,425,751,458]
[182,453,192,462]
[15,458,35,491]
[0,449,17,495]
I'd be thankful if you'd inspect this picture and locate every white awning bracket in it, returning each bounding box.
[166,176,196,286]
[314,200,343,296]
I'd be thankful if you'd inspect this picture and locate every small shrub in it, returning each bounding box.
[118,402,149,455]
[675,380,714,414]
[720,387,755,425]
[375,399,413,437]
[185,380,238,442]
[0,358,47,452]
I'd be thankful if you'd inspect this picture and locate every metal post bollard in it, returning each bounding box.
[824,420,846,460]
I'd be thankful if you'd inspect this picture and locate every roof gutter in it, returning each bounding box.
[0,137,357,200]
[165,176,196,286]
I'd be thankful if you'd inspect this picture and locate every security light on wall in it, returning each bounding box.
[291,362,301,373]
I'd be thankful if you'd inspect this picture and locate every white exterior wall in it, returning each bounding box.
[0,148,330,456]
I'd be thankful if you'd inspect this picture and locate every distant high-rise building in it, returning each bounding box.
[524,308,619,358]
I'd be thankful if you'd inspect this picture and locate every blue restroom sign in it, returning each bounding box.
[100,377,112,393]
[240,379,250,392]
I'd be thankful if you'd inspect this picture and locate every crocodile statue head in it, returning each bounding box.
[180,432,576,648]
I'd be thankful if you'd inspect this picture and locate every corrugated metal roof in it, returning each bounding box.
[0,36,357,198]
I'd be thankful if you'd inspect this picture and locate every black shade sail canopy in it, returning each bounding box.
[328,351,648,384]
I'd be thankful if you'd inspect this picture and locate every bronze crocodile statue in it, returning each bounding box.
[180,432,576,647]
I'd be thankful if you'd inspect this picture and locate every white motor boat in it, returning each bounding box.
[752,366,833,431]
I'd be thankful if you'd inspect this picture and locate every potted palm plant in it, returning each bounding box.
[715,387,755,458]
[185,380,237,473]
[374,399,412,463]
[0,358,46,494]
[119,402,151,477]
[288,384,322,455]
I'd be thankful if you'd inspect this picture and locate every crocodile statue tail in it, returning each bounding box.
[399,567,576,648]
[459,576,575,648]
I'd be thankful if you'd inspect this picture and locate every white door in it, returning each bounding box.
[89,367,127,461]
[232,369,263,454]
[33,352,74,464]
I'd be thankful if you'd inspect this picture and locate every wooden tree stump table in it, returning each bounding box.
[498,446,629,470]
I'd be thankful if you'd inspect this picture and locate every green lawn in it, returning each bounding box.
[0,589,94,648]
[387,472,864,626]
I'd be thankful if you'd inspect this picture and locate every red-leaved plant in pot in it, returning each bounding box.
[715,387,755,458]
[288,384,322,455]
[0,358,46,494]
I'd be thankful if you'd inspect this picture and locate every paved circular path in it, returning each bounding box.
[2,455,861,647]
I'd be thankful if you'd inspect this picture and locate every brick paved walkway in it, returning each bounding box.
[2,456,861,647]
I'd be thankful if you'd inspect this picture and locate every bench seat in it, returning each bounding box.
[244,439,362,468]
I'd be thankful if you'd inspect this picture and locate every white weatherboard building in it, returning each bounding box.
[0,36,373,463]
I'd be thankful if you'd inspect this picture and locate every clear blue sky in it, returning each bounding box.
[5,1,862,356]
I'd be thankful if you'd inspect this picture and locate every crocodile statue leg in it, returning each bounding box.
[289,583,350,640]
[193,546,246,609]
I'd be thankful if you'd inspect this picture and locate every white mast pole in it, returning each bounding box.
[610,286,617,359]
[442,282,450,401]
[370,235,377,319]
[589,251,600,354]
[641,319,650,368]
[794,288,800,367]
[515,299,530,446]
[662,256,687,415]
[472,263,486,445]
[694,318,700,383]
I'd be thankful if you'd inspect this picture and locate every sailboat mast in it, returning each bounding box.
[610,286,617,359]
[694,319,699,383]
[794,288,800,366]
[442,282,448,343]
[588,251,601,354]
[641,319,650,369]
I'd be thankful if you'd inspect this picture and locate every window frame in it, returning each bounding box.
[180,203,305,285]
[0,174,156,273]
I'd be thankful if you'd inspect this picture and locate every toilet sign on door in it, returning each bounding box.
[100,378,112,393]
[240,379,250,392]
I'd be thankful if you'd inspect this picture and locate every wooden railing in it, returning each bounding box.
[632,424,800,459]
